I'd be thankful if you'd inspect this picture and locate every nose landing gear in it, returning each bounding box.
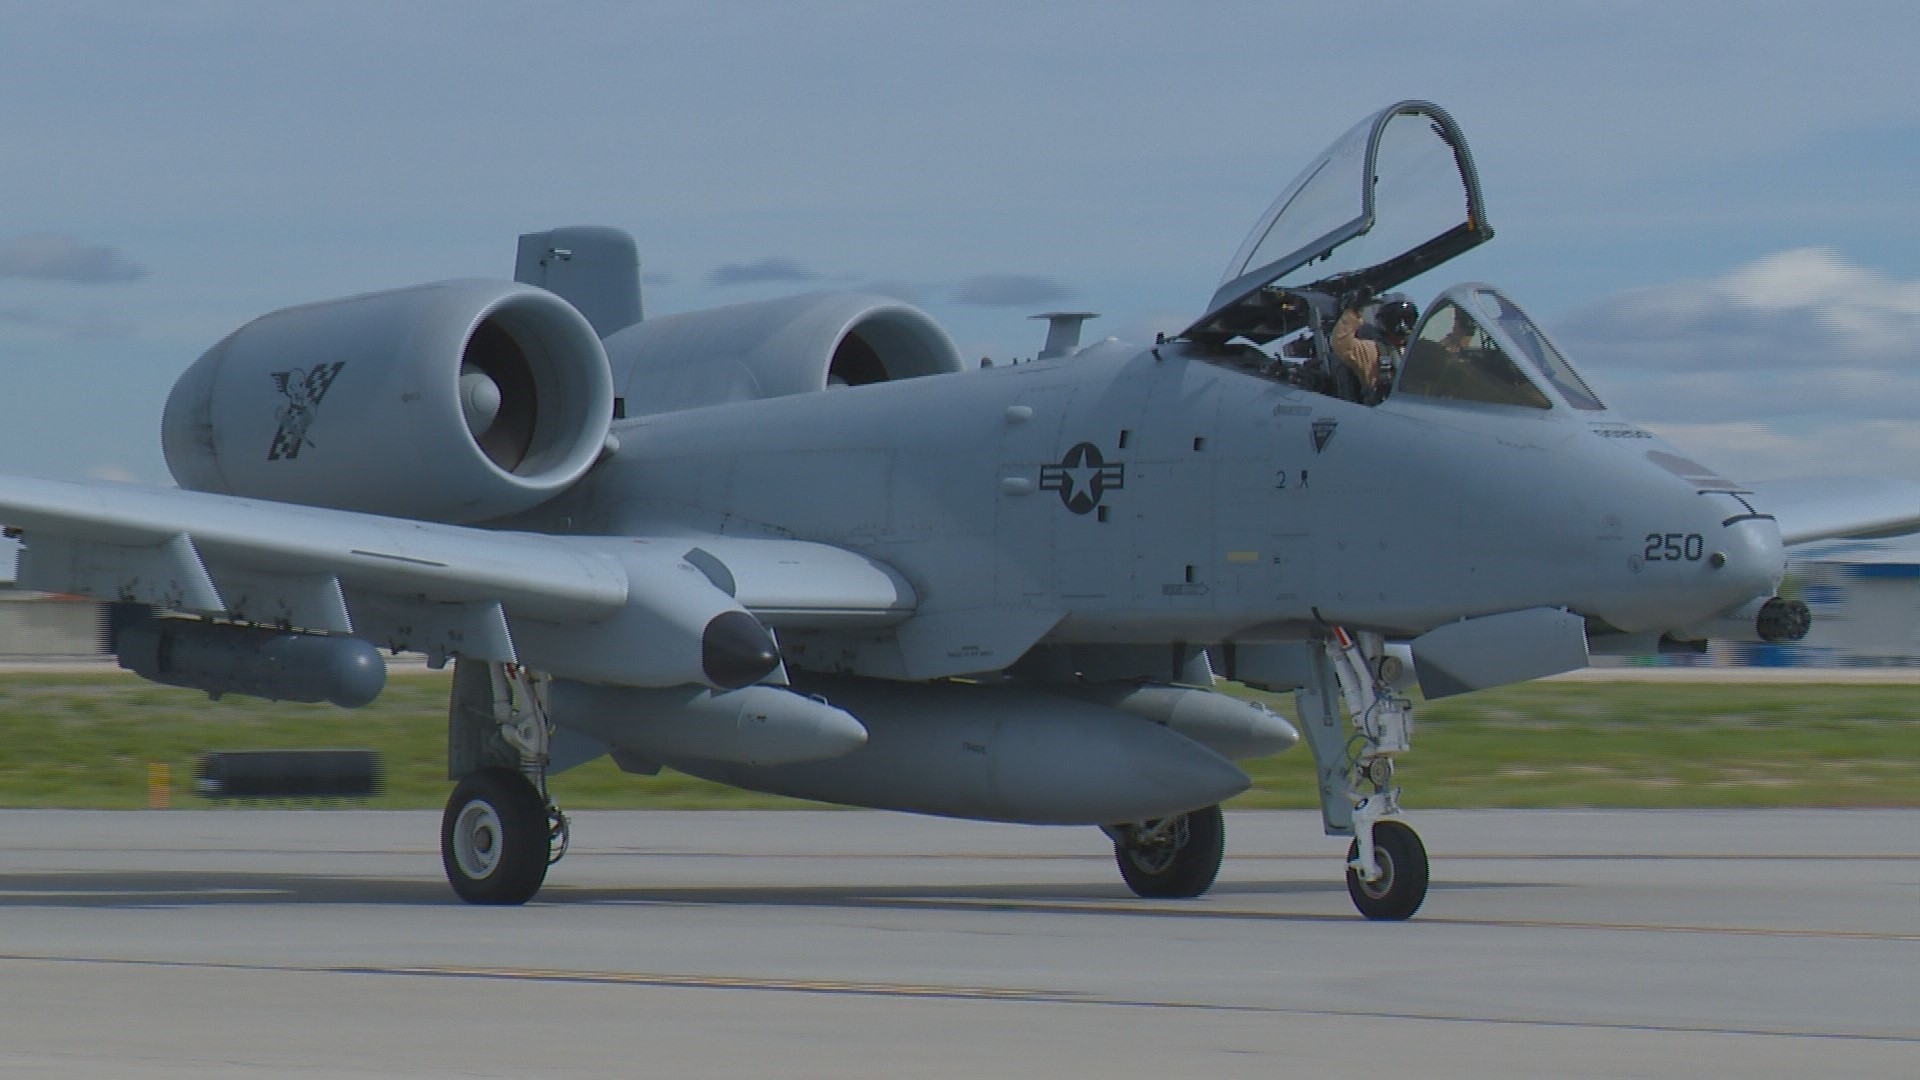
[1345,818,1428,921]
[1297,628,1430,920]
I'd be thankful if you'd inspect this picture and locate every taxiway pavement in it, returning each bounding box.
[0,809,1913,1078]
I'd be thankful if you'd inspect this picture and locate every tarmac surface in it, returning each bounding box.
[0,808,1913,1078]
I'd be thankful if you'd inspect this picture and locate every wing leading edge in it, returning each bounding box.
[0,476,915,682]
[1749,477,1920,547]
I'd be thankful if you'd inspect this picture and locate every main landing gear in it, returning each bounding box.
[443,767,552,904]
[441,662,570,905]
[1297,628,1430,921]
[1107,804,1225,899]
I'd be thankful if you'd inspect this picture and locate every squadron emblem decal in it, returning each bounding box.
[267,362,346,461]
[1039,441,1125,515]
[1311,416,1338,453]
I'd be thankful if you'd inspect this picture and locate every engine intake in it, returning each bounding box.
[603,291,963,415]
[164,279,613,524]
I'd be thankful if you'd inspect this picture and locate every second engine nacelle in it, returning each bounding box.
[163,279,613,524]
[603,291,964,416]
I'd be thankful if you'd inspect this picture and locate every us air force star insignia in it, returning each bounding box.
[267,361,347,461]
[1311,416,1338,454]
[1039,441,1125,514]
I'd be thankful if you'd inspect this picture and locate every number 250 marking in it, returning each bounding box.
[1643,532,1704,561]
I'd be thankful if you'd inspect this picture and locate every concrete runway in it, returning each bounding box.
[0,809,1913,1078]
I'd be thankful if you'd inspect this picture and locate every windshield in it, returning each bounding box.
[1398,300,1550,409]
[1469,288,1606,410]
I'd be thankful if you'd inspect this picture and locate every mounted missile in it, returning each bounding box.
[111,610,386,708]
[549,681,867,766]
[1058,683,1299,761]
[665,675,1251,825]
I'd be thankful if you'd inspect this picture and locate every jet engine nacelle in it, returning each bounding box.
[604,291,964,415]
[163,279,614,525]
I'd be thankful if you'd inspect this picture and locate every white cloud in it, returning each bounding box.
[706,257,815,287]
[0,234,144,284]
[1643,420,1920,485]
[863,280,935,304]
[1553,249,1920,481]
[0,305,54,329]
[1556,248,1920,372]
[0,305,139,342]
[951,274,1073,308]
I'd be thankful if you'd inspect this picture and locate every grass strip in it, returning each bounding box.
[0,670,1913,810]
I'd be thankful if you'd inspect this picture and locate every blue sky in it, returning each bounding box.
[3,1,1918,487]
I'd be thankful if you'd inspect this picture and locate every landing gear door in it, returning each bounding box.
[1184,100,1493,349]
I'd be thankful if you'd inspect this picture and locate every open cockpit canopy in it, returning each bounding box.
[1184,101,1491,349]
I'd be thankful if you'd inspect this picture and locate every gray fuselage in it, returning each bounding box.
[534,337,1781,680]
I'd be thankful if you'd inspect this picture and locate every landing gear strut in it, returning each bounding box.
[1107,804,1225,899]
[441,662,570,905]
[1296,628,1429,920]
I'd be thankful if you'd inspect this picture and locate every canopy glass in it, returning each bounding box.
[1185,101,1492,348]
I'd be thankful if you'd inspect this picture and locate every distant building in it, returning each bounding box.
[0,591,103,659]
[0,539,103,658]
[1779,538,1920,666]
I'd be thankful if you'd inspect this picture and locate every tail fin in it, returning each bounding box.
[514,226,642,339]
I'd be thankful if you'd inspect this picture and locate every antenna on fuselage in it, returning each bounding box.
[1032,312,1099,360]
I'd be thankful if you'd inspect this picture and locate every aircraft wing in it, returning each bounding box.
[0,476,915,674]
[1750,476,1920,546]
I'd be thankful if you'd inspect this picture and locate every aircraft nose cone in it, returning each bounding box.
[701,611,782,689]
[1595,495,1792,635]
[1713,515,1787,600]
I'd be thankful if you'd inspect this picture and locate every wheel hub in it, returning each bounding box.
[1120,816,1189,875]
[453,800,504,880]
[1354,845,1396,899]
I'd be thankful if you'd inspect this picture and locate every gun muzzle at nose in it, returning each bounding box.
[1754,596,1812,643]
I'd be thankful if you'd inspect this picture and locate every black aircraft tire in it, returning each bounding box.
[1114,804,1226,899]
[441,767,551,905]
[1345,819,1429,921]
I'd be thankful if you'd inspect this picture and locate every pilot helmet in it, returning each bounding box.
[1374,294,1418,338]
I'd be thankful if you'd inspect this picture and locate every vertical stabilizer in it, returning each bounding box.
[514,226,643,339]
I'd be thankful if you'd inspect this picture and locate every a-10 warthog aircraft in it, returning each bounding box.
[4,101,1914,920]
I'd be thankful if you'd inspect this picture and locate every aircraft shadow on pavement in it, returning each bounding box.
[0,870,1528,915]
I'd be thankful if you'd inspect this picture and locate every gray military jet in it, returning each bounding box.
[4,101,1915,920]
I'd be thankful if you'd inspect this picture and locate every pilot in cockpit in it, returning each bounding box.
[1331,291,1417,404]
